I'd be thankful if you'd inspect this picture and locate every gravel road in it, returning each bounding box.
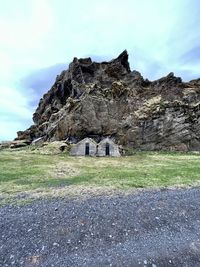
[1,187,200,267]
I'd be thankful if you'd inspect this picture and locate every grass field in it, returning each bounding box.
[0,148,200,204]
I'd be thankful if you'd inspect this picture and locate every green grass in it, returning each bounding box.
[0,148,200,204]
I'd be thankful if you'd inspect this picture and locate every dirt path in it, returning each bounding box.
[1,187,200,266]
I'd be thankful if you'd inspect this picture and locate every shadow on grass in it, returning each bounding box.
[0,169,44,183]
[12,173,95,189]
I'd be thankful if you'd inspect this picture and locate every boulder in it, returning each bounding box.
[10,140,31,149]
[0,141,12,150]
[31,137,45,146]
[33,141,69,155]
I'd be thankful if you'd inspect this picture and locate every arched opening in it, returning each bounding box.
[85,142,90,156]
[105,142,110,156]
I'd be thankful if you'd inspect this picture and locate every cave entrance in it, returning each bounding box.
[85,143,90,156]
[105,143,110,156]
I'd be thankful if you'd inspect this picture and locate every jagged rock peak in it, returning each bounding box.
[16,51,200,152]
[111,50,131,73]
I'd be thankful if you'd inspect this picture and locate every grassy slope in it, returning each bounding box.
[0,148,200,204]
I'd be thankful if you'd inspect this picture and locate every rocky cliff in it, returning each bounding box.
[16,50,200,151]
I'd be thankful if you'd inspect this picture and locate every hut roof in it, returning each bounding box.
[76,137,97,145]
[98,137,116,145]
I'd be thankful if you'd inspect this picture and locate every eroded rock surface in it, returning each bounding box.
[16,50,200,151]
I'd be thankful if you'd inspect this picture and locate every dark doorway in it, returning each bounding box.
[85,143,89,156]
[105,143,110,156]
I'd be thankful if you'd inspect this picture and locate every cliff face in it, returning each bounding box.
[17,50,200,151]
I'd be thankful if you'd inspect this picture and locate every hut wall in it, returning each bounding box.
[97,138,120,157]
[70,138,97,156]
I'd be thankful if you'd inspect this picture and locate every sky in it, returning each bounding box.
[0,0,200,141]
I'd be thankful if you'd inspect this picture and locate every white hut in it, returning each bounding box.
[70,137,97,156]
[97,138,120,157]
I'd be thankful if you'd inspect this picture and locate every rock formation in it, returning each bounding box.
[16,50,200,151]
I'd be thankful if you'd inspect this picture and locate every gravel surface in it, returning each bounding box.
[1,187,200,267]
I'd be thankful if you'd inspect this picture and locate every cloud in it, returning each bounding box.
[20,64,67,106]
[0,85,33,141]
[179,45,200,64]
[1,0,200,140]
[0,0,56,140]
[0,121,30,142]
